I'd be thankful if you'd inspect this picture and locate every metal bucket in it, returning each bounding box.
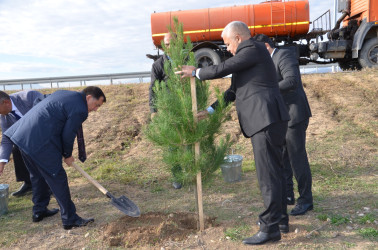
[0,184,9,216]
[220,155,243,183]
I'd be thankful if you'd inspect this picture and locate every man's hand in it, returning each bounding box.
[64,156,75,166]
[197,110,209,121]
[175,65,196,78]
[0,162,5,176]
[151,112,157,120]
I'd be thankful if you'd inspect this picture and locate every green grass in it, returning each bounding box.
[308,121,378,202]
[358,227,378,240]
[316,214,328,221]
[224,224,251,241]
[150,183,164,193]
[358,214,376,225]
[83,151,169,186]
[0,196,38,247]
[241,160,255,173]
[342,242,357,248]
[330,215,350,225]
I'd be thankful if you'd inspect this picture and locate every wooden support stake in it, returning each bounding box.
[190,76,204,231]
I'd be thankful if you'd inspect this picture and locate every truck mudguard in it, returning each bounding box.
[352,19,377,58]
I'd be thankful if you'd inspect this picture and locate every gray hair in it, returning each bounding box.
[221,21,251,39]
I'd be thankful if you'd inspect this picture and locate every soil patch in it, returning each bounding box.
[103,212,216,248]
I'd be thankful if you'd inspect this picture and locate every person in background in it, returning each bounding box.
[254,34,313,216]
[4,86,105,229]
[0,90,44,196]
[177,21,290,245]
[149,32,183,189]
[149,32,174,115]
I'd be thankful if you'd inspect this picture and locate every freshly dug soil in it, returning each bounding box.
[103,212,216,248]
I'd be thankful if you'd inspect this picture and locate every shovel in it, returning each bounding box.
[72,162,140,217]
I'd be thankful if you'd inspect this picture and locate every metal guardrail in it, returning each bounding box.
[300,63,340,74]
[0,64,341,91]
[0,71,151,90]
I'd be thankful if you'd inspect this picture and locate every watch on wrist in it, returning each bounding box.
[191,68,197,77]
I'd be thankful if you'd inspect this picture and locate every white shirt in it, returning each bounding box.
[270,48,277,58]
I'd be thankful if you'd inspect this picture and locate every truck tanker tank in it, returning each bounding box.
[151,0,310,47]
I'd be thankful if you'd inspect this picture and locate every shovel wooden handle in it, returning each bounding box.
[72,162,108,196]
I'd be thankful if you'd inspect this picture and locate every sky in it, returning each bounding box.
[0,0,337,80]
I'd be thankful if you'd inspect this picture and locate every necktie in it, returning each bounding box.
[10,110,22,120]
[76,125,87,162]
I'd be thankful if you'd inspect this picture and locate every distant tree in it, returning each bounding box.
[145,18,231,185]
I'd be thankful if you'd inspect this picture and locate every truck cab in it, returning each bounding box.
[309,0,378,69]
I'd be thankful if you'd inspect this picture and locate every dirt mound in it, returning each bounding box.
[103,212,216,248]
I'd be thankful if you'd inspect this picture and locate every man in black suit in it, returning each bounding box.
[177,21,290,245]
[4,86,106,230]
[0,90,43,197]
[254,34,313,216]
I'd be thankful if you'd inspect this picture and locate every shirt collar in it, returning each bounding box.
[270,48,277,58]
[10,99,18,112]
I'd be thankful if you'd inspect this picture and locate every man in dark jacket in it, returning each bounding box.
[149,32,183,189]
[4,86,106,229]
[254,34,313,216]
[0,90,44,196]
[177,21,290,245]
[149,32,173,114]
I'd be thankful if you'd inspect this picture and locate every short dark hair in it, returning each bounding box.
[253,34,275,48]
[82,86,106,102]
[0,91,10,103]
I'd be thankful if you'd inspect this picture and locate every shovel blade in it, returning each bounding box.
[110,195,141,217]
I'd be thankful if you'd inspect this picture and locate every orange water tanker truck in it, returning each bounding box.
[150,0,378,70]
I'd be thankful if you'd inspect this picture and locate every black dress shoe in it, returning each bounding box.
[32,208,60,222]
[287,196,295,205]
[242,230,281,245]
[63,217,94,230]
[11,182,32,197]
[279,224,289,233]
[290,203,313,216]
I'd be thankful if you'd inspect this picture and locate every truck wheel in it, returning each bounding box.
[338,59,362,71]
[358,37,378,68]
[194,48,221,68]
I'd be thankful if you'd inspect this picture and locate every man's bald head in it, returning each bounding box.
[221,21,251,55]
[221,21,251,40]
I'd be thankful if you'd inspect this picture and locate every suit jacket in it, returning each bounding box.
[272,48,312,127]
[201,38,289,137]
[0,90,43,160]
[149,54,169,113]
[4,90,88,175]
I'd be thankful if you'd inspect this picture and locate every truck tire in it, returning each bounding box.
[338,59,362,71]
[194,48,221,68]
[358,37,378,68]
